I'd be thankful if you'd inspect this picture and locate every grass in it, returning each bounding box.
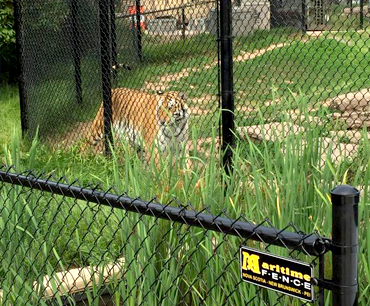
[22,26,370,143]
[180,35,370,103]
[1,86,370,305]
[23,27,303,140]
[0,85,21,145]
[2,22,370,305]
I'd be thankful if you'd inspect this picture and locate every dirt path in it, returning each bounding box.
[144,37,316,93]
[233,42,289,62]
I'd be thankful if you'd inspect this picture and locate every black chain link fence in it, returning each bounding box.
[0,166,336,305]
[233,0,370,164]
[15,0,370,163]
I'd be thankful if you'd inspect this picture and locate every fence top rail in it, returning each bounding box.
[0,168,330,256]
[116,0,215,19]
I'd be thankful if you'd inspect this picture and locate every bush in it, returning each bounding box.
[0,0,17,84]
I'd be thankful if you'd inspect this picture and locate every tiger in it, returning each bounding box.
[85,88,189,166]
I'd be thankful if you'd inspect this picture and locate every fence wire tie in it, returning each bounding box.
[145,198,156,216]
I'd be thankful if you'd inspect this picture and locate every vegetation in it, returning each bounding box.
[1,87,370,305]
[0,0,16,83]
[2,8,370,304]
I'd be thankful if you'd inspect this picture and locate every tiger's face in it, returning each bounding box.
[156,91,188,127]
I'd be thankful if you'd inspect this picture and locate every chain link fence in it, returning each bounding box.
[233,0,370,164]
[1,166,349,306]
[14,0,370,164]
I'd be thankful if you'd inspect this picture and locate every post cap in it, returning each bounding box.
[331,185,359,197]
[331,185,360,206]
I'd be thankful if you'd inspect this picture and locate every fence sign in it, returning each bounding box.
[240,246,314,302]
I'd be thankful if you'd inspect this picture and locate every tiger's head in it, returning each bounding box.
[156,91,188,128]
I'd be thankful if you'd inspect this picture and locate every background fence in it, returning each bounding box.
[0,166,360,305]
[14,0,370,165]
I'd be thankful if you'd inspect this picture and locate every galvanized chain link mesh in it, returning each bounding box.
[17,0,370,163]
[0,166,328,305]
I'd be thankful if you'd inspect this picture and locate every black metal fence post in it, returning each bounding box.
[219,0,235,174]
[70,0,83,104]
[135,0,143,61]
[360,0,364,30]
[301,0,307,32]
[13,0,28,134]
[331,185,359,306]
[110,0,118,83]
[99,0,113,155]
[181,7,186,40]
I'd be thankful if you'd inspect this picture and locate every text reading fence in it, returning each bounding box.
[14,0,370,163]
[0,167,360,305]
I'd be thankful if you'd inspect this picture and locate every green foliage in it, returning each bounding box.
[1,87,370,304]
[25,0,69,32]
[1,106,370,304]
[0,0,16,83]
[0,0,15,46]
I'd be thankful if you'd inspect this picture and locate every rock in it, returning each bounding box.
[237,122,305,142]
[191,95,218,107]
[189,107,212,116]
[330,90,370,112]
[321,137,358,159]
[343,6,369,14]
[327,89,370,129]
[236,105,255,113]
[289,114,328,126]
[329,130,370,143]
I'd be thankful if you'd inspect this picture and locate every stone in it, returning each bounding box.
[191,95,218,107]
[330,91,370,112]
[327,89,370,129]
[289,114,327,126]
[236,105,255,113]
[321,137,358,158]
[237,122,305,142]
[329,130,368,143]
[343,6,369,14]
[189,108,212,116]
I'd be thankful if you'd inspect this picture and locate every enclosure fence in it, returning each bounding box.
[0,166,359,305]
[13,0,370,167]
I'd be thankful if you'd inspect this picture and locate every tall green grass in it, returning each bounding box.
[1,94,370,305]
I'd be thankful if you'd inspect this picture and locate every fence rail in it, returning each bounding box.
[0,169,329,256]
[0,167,359,305]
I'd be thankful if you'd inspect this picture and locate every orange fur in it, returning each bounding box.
[85,88,189,165]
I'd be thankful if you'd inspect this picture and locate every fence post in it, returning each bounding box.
[99,0,113,155]
[135,0,143,61]
[110,0,118,83]
[301,0,307,32]
[360,0,364,30]
[219,0,235,174]
[70,0,82,104]
[13,0,28,134]
[182,7,186,41]
[331,185,359,306]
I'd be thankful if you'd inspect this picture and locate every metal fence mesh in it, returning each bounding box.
[21,0,102,139]
[0,167,327,305]
[232,0,370,163]
[17,0,370,162]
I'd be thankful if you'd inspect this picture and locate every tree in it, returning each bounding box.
[0,0,17,83]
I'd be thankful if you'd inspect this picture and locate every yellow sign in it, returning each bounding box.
[240,246,314,302]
